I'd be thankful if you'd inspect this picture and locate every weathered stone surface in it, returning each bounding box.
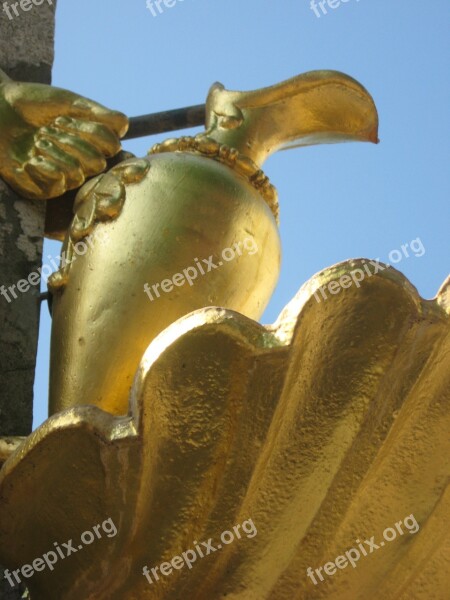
[0,188,45,435]
[0,1,57,428]
[0,1,57,597]
[0,0,56,80]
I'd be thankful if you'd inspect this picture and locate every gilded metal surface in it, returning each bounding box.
[48,157,151,291]
[0,266,448,599]
[0,67,128,200]
[0,437,26,467]
[203,70,379,166]
[149,135,279,221]
[49,150,281,415]
[0,69,377,205]
[48,70,378,416]
[44,150,138,241]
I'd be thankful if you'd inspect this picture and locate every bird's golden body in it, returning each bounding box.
[49,150,281,414]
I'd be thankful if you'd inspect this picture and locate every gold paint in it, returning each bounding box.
[0,67,128,200]
[0,437,25,467]
[0,266,448,599]
[48,70,378,416]
[4,70,430,599]
[49,150,281,415]
[48,158,150,292]
[203,70,379,166]
[149,135,279,221]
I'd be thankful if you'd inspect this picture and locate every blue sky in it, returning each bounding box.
[33,0,449,427]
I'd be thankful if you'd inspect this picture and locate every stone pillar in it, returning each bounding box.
[0,1,57,597]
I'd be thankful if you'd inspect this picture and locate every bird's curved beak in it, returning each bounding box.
[205,70,379,167]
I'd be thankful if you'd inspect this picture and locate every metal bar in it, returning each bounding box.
[124,103,206,141]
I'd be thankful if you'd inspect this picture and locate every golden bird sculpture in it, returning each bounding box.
[0,68,448,599]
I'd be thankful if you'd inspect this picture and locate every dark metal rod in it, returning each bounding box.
[124,103,206,141]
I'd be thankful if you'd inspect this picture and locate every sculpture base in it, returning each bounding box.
[0,261,449,599]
